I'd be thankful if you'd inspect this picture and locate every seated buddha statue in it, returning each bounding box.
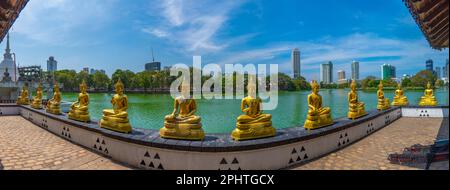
[46,83,62,115]
[68,80,91,122]
[99,79,132,133]
[376,81,390,110]
[231,80,276,141]
[17,85,30,105]
[391,83,408,106]
[304,80,333,130]
[347,80,366,119]
[419,82,438,106]
[31,83,43,109]
[160,82,204,140]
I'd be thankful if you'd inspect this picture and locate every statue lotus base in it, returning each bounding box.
[419,99,438,106]
[304,115,333,130]
[377,99,390,110]
[17,99,29,105]
[231,121,276,141]
[160,122,205,140]
[348,110,367,120]
[68,112,90,122]
[391,98,408,106]
[100,118,132,133]
[46,108,62,115]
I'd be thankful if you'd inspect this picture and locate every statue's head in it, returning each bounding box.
[311,80,319,93]
[37,83,42,91]
[54,83,60,92]
[247,77,257,98]
[180,81,190,98]
[80,80,87,93]
[378,81,383,90]
[427,81,431,89]
[397,83,401,89]
[350,80,357,91]
[115,78,124,94]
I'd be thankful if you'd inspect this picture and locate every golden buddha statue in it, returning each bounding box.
[418,82,438,106]
[99,79,132,133]
[31,83,43,109]
[46,83,62,115]
[231,81,276,141]
[160,82,205,140]
[347,80,366,119]
[376,81,390,110]
[68,80,91,122]
[17,85,30,105]
[391,83,408,106]
[304,80,333,130]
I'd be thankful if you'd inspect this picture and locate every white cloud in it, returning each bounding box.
[12,0,118,46]
[142,28,170,38]
[143,0,247,53]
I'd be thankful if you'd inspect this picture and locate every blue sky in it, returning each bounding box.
[3,0,449,81]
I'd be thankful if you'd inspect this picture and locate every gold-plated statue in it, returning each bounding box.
[160,82,205,140]
[46,83,62,115]
[347,80,366,119]
[304,80,333,130]
[17,85,30,105]
[99,79,132,133]
[31,83,43,109]
[376,81,390,110]
[68,80,91,122]
[418,82,438,106]
[231,80,276,141]
[391,83,408,106]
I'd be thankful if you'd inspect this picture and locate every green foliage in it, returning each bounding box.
[411,70,436,88]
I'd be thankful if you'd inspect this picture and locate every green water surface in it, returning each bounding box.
[62,89,449,133]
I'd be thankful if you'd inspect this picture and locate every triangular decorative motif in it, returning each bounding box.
[291,148,297,154]
[157,163,164,170]
[140,160,146,166]
[220,158,227,165]
[232,158,239,164]
[289,145,308,165]
[141,150,163,170]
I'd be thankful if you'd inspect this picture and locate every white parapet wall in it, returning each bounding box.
[401,106,449,118]
[0,105,19,116]
[0,105,410,170]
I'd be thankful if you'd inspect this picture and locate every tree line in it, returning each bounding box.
[52,69,312,92]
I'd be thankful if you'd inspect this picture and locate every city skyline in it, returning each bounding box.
[2,0,449,81]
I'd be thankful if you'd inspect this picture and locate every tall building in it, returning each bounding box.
[0,33,18,81]
[337,70,347,84]
[145,49,161,72]
[435,67,441,79]
[381,63,396,80]
[82,67,89,73]
[47,56,58,72]
[320,61,333,84]
[351,61,359,80]
[426,59,433,73]
[292,48,301,78]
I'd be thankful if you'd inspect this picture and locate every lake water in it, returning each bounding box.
[62,89,449,133]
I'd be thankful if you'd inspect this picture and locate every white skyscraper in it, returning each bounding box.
[0,33,18,82]
[292,48,301,78]
[320,61,333,84]
[351,61,359,80]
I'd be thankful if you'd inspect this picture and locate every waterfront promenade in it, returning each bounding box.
[0,115,447,170]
